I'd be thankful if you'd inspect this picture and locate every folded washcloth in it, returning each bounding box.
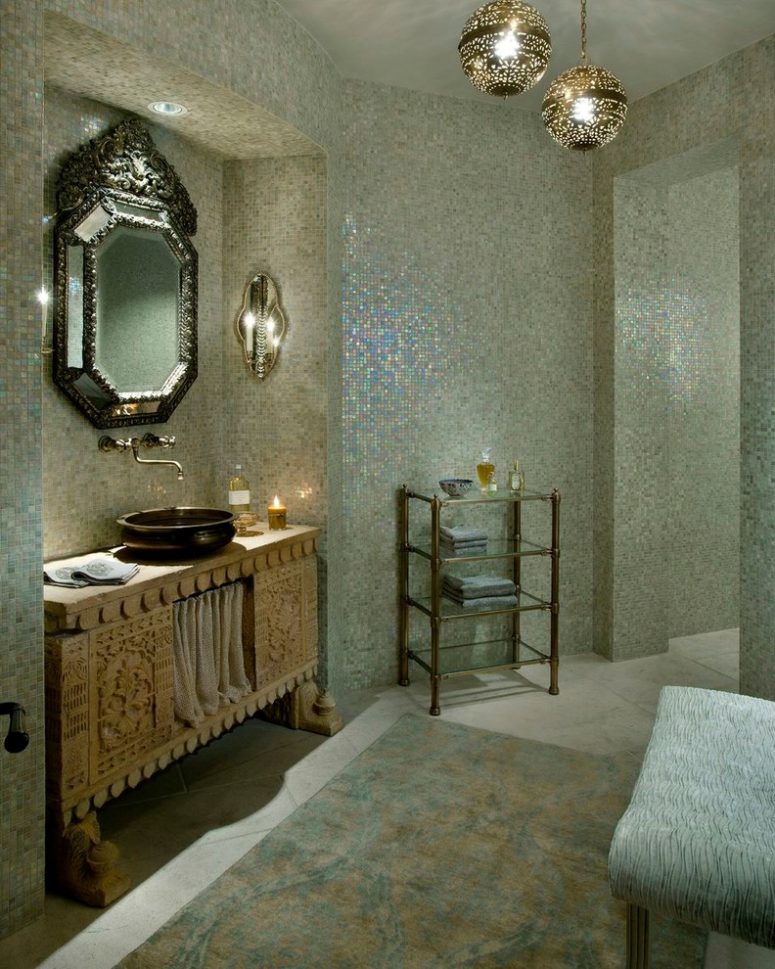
[440,542,487,558]
[442,592,519,610]
[440,525,488,543]
[44,557,139,588]
[443,575,516,598]
[440,538,488,549]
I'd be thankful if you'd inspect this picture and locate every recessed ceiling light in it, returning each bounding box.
[148,101,188,116]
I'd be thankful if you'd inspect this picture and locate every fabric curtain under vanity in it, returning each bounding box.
[172,581,252,725]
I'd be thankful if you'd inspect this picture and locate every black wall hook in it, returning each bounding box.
[0,702,29,753]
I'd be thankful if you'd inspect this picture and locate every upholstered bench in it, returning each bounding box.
[608,686,775,969]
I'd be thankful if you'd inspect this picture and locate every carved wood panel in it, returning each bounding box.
[301,555,318,665]
[254,557,316,688]
[89,608,174,783]
[46,633,90,802]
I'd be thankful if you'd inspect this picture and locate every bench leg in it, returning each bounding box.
[626,902,650,969]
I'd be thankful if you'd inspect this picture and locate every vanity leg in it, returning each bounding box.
[50,811,130,908]
[293,682,344,736]
[264,680,344,736]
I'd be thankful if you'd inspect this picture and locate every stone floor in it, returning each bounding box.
[1,629,772,968]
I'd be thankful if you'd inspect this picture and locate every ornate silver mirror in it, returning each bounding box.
[235,271,287,380]
[53,120,198,427]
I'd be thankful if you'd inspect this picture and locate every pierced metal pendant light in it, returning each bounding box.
[459,0,552,98]
[542,0,627,151]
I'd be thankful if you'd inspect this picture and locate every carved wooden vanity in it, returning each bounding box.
[43,525,340,906]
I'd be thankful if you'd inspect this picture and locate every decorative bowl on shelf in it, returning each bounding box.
[439,478,473,498]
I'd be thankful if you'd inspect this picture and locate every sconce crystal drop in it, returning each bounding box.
[235,271,286,381]
[542,64,627,150]
[459,0,552,98]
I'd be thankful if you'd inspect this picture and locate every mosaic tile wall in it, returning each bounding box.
[323,134,347,694]
[337,80,594,690]
[665,168,739,636]
[0,0,46,939]
[611,161,740,658]
[592,35,775,689]
[222,154,329,677]
[42,87,225,558]
[610,177,671,658]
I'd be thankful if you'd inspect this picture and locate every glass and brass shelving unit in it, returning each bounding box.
[399,485,560,716]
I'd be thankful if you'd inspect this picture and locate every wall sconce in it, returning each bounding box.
[235,271,287,380]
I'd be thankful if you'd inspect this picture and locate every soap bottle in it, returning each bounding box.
[476,448,495,492]
[228,465,251,514]
[508,461,525,493]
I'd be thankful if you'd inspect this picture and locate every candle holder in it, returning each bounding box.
[267,496,287,530]
[234,512,262,536]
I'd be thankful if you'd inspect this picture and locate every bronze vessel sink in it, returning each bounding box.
[117,507,236,556]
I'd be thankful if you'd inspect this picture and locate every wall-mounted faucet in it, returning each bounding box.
[99,433,184,480]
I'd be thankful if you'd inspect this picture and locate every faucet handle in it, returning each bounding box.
[140,433,176,449]
[99,436,132,452]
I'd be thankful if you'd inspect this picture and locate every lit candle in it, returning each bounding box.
[267,494,287,530]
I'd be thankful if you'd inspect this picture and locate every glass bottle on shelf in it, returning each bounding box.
[508,460,525,493]
[228,464,251,514]
[476,448,495,492]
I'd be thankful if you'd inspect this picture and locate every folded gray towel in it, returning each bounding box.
[440,542,487,557]
[440,538,488,549]
[443,574,516,597]
[443,592,518,610]
[440,525,488,543]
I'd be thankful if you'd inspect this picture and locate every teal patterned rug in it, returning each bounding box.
[119,715,706,968]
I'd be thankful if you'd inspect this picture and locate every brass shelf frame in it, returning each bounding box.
[399,485,560,716]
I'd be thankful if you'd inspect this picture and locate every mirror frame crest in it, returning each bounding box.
[53,119,198,428]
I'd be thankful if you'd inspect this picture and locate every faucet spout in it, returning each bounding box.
[99,433,184,479]
[129,436,184,480]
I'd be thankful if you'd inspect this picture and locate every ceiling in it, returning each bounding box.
[274,0,775,110]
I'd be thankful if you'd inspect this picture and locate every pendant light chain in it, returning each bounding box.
[580,0,588,63]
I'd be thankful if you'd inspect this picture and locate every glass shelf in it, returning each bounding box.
[408,637,549,677]
[407,537,550,562]
[407,588,549,621]
[406,486,554,505]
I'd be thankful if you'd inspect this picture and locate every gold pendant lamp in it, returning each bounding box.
[459,0,552,98]
[542,0,627,150]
